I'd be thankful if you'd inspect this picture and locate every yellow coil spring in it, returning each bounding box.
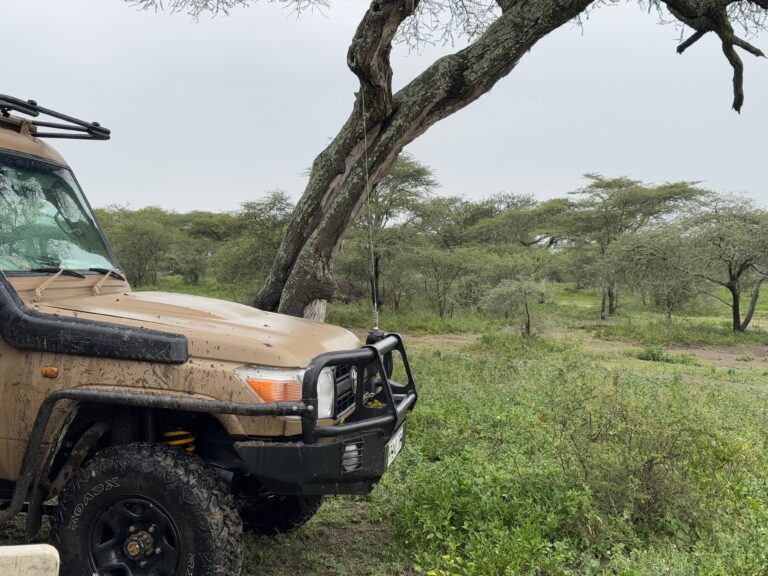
[163,429,196,453]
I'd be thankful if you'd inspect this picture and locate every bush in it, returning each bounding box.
[637,345,699,365]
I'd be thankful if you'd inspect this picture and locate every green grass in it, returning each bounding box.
[141,274,253,303]
[588,317,768,346]
[327,301,507,335]
[366,333,768,575]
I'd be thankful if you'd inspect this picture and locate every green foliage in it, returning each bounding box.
[97,205,175,286]
[368,333,768,575]
[637,345,699,365]
[216,190,293,290]
[481,278,552,336]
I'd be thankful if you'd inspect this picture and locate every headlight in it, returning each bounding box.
[235,365,336,420]
[235,366,304,402]
[317,367,336,420]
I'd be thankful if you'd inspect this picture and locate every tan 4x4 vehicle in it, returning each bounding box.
[0,96,417,576]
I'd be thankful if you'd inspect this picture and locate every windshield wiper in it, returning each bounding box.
[90,268,127,296]
[31,268,86,302]
[89,268,126,281]
[30,267,87,278]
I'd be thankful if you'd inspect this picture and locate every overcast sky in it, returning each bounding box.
[3,0,767,211]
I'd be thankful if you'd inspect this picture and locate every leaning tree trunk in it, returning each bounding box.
[252,0,764,320]
[253,0,596,320]
[738,277,765,332]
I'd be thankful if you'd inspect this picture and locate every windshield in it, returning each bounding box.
[0,151,117,272]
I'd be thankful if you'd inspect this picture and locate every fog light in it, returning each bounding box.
[342,443,362,473]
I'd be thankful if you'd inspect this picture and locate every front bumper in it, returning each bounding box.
[234,332,417,495]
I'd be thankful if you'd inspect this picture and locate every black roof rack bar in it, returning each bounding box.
[0,94,110,141]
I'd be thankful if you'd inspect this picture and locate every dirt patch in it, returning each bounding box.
[406,333,480,347]
[668,344,768,369]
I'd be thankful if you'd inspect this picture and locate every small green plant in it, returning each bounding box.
[736,352,754,362]
[639,344,669,362]
[638,345,699,365]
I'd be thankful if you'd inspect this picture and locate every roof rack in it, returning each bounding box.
[0,95,110,141]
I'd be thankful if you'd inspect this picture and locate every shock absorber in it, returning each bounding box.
[162,429,196,453]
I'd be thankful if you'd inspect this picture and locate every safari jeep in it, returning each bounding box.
[0,95,417,576]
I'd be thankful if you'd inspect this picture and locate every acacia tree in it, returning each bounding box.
[681,200,768,332]
[482,279,552,336]
[129,0,768,320]
[554,174,704,319]
[621,200,768,332]
[610,231,696,322]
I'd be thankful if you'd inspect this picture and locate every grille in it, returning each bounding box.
[334,365,350,380]
[336,388,356,415]
[334,365,356,416]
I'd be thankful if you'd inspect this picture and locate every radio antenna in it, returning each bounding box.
[360,89,380,331]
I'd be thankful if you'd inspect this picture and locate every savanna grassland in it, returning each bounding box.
[4,169,768,574]
[7,286,767,575]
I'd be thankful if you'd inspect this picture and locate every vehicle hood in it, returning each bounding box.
[40,290,361,367]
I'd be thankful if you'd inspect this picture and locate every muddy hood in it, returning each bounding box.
[42,291,361,367]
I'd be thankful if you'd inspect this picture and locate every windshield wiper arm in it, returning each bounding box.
[30,267,87,278]
[90,268,127,296]
[89,268,126,281]
[31,268,86,302]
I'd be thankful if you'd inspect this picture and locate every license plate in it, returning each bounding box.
[385,425,405,468]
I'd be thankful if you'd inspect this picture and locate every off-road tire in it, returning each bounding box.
[52,442,242,576]
[240,494,323,535]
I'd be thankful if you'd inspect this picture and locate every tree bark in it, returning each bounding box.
[522,298,532,337]
[739,277,765,332]
[608,283,619,316]
[254,0,597,319]
[728,283,743,332]
[600,285,608,321]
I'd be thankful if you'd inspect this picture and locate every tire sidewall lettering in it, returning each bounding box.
[67,476,120,531]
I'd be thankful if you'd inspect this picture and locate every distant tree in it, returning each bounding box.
[482,279,553,337]
[611,231,695,322]
[415,246,474,319]
[217,190,294,291]
[100,206,174,286]
[556,174,704,319]
[467,194,541,246]
[682,200,768,332]
[168,241,210,285]
[352,153,436,309]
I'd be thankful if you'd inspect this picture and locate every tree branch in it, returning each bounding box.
[347,0,418,120]
[698,289,733,308]
[676,29,706,53]
[665,0,766,112]
[740,275,765,329]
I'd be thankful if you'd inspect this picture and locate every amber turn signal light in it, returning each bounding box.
[41,366,59,379]
[246,378,301,403]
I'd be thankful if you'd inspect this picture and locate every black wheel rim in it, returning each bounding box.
[84,494,182,576]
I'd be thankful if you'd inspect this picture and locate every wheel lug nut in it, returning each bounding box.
[148,525,155,534]
[129,525,137,533]
[140,561,148,568]
[154,547,162,555]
